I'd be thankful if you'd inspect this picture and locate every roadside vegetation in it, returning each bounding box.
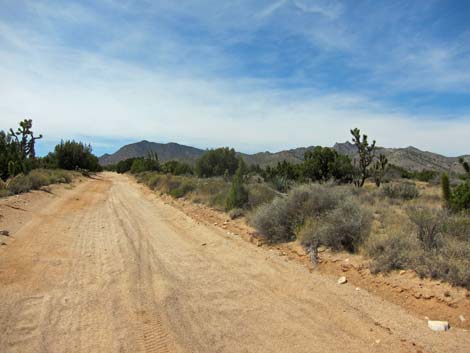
[120,127,470,289]
[1,119,101,196]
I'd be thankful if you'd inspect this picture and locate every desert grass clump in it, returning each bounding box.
[382,182,419,200]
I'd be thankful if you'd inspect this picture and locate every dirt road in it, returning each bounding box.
[0,173,469,353]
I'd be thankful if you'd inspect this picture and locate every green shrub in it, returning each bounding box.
[51,140,101,171]
[382,182,419,200]
[195,147,239,177]
[450,180,470,211]
[225,162,249,210]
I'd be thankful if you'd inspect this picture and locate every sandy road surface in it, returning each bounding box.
[0,173,469,353]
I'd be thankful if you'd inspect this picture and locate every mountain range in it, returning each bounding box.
[99,140,469,174]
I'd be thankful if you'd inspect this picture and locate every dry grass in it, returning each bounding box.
[1,169,76,197]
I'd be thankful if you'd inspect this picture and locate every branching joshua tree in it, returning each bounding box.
[350,128,376,187]
[9,119,42,160]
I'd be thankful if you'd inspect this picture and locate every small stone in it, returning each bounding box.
[459,315,466,322]
[201,243,207,246]
[0,230,9,236]
[356,287,360,291]
[337,276,347,285]
[399,270,406,275]
[375,339,381,344]
[427,320,449,332]
[1,242,6,246]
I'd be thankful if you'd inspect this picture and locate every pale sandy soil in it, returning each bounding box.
[0,172,469,353]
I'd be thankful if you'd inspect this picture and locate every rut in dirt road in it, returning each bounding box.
[0,173,469,353]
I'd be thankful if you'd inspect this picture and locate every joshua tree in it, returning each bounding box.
[9,119,42,160]
[350,128,376,187]
[371,154,388,187]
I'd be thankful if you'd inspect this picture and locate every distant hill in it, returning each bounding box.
[99,140,469,174]
[98,140,205,166]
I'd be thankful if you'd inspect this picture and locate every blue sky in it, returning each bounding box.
[1,0,470,156]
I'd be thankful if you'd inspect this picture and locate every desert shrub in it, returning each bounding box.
[0,189,11,197]
[147,174,162,189]
[287,184,344,221]
[169,181,194,198]
[382,182,419,200]
[442,214,470,241]
[250,196,295,242]
[161,160,193,175]
[49,170,72,184]
[0,179,6,190]
[439,239,470,288]
[250,184,349,243]
[28,169,49,189]
[116,158,138,173]
[450,180,470,211]
[366,232,422,273]
[300,198,372,252]
[7,174,33,194]
[196,178,231,210]
[407,206,447,250]
[269,176,292,193]
[247,183,278,209]
[228,208,244,219]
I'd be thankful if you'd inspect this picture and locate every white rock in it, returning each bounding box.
[459,315,466,322]
[428,320,449,332]
[337,276,347,285]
